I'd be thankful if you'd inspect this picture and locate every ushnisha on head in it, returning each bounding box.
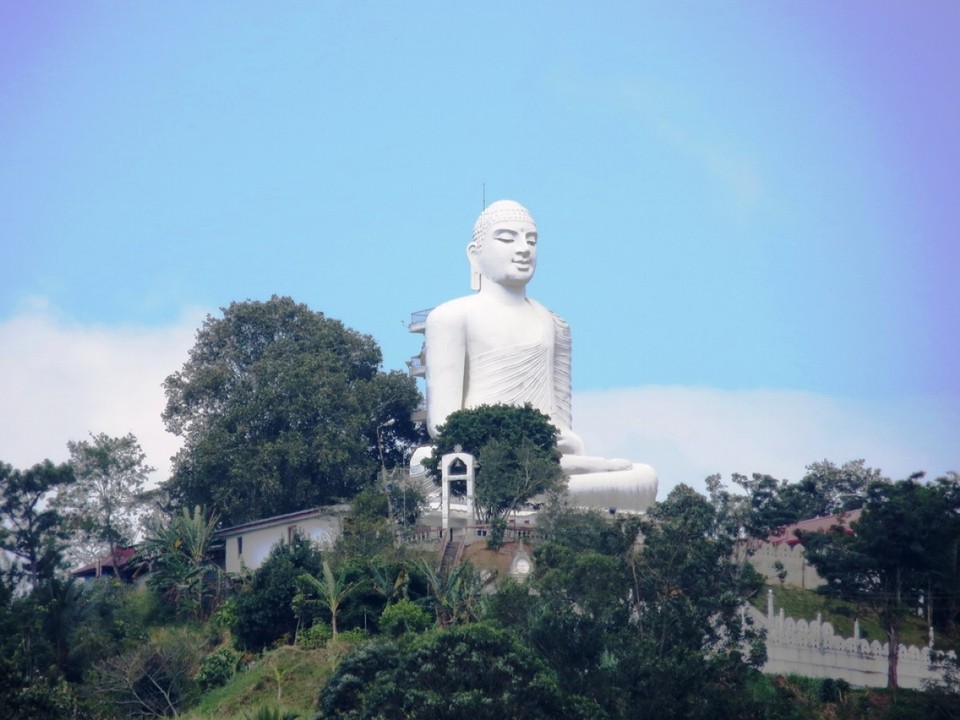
[467,200,538,291]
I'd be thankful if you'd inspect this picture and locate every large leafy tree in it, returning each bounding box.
[488,488,766,720]
[54,432,155,570]
[802,474,960,689]
[162,296,422,526]
[0,460,74,590]
[425,404,564,526]
[732,459,881,539]
[231,533,325,650]
[317,622,599,719]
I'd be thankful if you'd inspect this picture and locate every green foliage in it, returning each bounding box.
[196,647,243,691]
[317,622,599,719]
[90,625,204,718]
[296,621,332,650]
[162,296,423,526]
[348,486,389,521]
[425,404,563,526]
[731,459,882,539]
[492,490,768,720]
[233,535,325,651]
[182,645,336,720]
[803,474,960,687]
[294,559,358,639]
[138,505,225,621]
[378,598,432,637]
[417,559,483,628]
[425,402,559,473]
[0,459,74,589]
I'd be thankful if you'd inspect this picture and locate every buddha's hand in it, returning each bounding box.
[557,428,586,456]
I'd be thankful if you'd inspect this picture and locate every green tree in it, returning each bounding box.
[425,404,564,533]
[626,486,766,719]
[732,459,881,539]
[294,559,358,640]
[490,490,766,720]
[317,622,599,719]
[378,598,432,637]
[55,432,155,571]
[232,534,324,651]
[417,559,483,628]
[0,460,74,589]
[162,296,422,526]
[138,505,224,621]
[802,474,960,688]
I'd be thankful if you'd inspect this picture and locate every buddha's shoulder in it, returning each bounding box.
[424,295,480,331]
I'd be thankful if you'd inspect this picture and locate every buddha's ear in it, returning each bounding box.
[466,242,481,291]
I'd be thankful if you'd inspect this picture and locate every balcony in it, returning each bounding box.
[406,354,426,378]
[408,308,433,333]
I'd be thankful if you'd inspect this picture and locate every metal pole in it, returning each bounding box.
[376,418,396,519]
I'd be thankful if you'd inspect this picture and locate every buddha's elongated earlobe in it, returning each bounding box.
[467,242,482,291]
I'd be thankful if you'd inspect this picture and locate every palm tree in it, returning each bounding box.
[138,506,224,620]
[295,560,357,639]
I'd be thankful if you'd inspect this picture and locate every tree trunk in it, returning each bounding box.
[887,618,900,689]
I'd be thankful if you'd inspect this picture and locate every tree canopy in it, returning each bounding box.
[317,622,597,719]
[486,487,767,719]
[55,432,154,570]
[0,460,74,590]
[162,296,423,526]
[425,404,564,525]
[802,473,960,688]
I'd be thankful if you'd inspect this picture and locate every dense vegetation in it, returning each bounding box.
[162,296,423,526]
[2,298,958,718]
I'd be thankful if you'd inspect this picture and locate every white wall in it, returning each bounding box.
[754,590,954,689]
[221,510,344,575]
[750,541,825,590]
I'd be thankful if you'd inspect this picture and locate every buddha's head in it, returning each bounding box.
[467,200,538,291]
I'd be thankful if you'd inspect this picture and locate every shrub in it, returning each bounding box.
[196,647,243,690]
[232,536,325,651]
[297,622,332,650]
[379,599,432,637]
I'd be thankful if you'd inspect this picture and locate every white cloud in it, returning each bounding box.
[0,305,203,485]
[574,386,959,497]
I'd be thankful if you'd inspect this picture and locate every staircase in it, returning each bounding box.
[438,538,460,575]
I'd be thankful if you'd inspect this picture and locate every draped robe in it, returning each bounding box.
[461,299,573,435]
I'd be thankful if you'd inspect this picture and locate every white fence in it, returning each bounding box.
[755,590,953,689]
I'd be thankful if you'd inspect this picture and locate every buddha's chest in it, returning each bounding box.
[465,303,546,355]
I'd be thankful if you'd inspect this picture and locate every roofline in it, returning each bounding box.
[215,504,351,537]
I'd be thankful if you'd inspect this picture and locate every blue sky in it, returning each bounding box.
[2,2,957,495]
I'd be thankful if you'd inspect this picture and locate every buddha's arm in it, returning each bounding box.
[424,303,467,439]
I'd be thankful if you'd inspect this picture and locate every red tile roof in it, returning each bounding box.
[765,509,862,547]
[71,546,138,576]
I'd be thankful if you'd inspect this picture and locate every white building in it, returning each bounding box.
[216,505,350,574]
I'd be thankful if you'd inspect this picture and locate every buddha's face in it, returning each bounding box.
[469,219,538,288]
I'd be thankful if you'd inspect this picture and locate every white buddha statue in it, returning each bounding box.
[419,199,657,512]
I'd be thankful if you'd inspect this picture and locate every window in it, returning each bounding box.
[237,536,243,556]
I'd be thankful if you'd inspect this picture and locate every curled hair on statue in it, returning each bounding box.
[471,200,535,249]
